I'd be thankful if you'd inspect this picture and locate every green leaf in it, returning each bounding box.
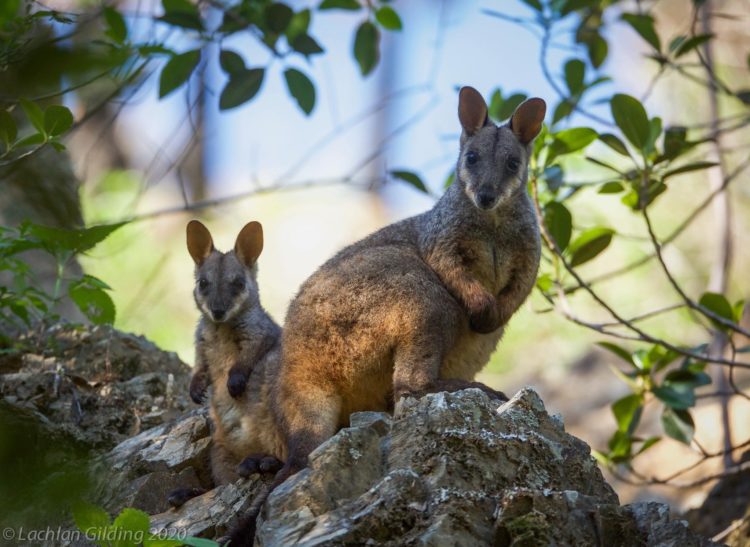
[498,93,527,121]
[286,8,311,40]
[663,126,688,159]
[665,369,711,388]
[536,273,553,292]
[653,385,694,410]
[598,181,625,194]
[219,49,245,74]
[597,342,636,368]
[552,99,573,124]
[610,94,650,150]
[674,33,712,58]
[661,407,694,444]
[69,284,116,325]
[698,291,734,330]
[20,99,45,135]
[375,6,402,30]
[734,299,745,323]
[547,127,597,165]
[586,33,608,68]
[607,430,632,461]
[73,501,110,536]
[291,34,324,57]
[663,161,717,180]
[265,3,293,33]
[621,13,661,51]
[543,201,572,252]
[444,171,455,189]
[159,49,201,98]
[219,68,265,110]
[635,436,661,455]
[621,179,666,210]
[354,21,380,76]
[568,227,613,266]
[15,133,45,148]
[612,394,643,434]
[0,0,20,25]
[319,0,360,9]
[564,59,585,94]
[0,110,17,148]
[598,133,629,156]
[113,508,150,534]
[103,7,127,43]
[646,116,662,153]
[284,68,316,115]
[27,222,127,256]
[391,170,427,193]
[159,0,203,30]
[43,105,74,137]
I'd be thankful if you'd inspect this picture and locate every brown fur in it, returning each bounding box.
[276,88,545,475]
[225,88,545,546]
[186,220,286,486]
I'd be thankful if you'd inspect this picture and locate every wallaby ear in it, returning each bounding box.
[234,221,263,268]
[509,98,546,144]
[186,220,214,265]
[458,86,488,136]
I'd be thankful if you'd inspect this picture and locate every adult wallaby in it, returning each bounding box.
[168,220,286,508]
[228,87,545,545]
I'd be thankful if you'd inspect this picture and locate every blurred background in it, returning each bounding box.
[2,0,750,528]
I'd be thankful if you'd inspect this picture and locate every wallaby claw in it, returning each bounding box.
[227,366,249,398]
[189,374,208,405]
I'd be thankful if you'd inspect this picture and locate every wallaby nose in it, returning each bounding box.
[212,308,226,321]
[477,191,495,209]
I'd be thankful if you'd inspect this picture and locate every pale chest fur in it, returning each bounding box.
[200,325,284,460]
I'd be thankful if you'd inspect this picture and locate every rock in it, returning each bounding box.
[0,325,193,449]
[254,388,717,547]
[150,477,272,539]
[96,409,213,515]
[684,449,750,545]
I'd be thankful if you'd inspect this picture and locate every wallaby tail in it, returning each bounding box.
[222,461,301,547]
[222,482,270,547]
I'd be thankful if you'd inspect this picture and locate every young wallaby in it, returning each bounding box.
[227,87,545,545]
[169,220,286,507]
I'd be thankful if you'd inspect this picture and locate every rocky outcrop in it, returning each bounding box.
[0,325,192,448]
[0,326,720,545]
[253,388,716,546]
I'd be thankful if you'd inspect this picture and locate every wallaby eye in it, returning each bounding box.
[198,278,209,290]
[507,157,521,173]
[466,151,479,165]
[232,276,245,291]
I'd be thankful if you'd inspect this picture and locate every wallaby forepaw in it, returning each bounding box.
[189,375,208,405]
[167,487,206,508]
[238,454,283,477]
[469,301,501,334]
[227,366,248,398]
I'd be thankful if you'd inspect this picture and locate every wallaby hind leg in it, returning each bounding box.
[210,440,241,485]
[278,380,342,479]
[392,335,444,401]
[392,338,507,403]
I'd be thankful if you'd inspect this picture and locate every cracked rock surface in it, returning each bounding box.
[254,388,717,547]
